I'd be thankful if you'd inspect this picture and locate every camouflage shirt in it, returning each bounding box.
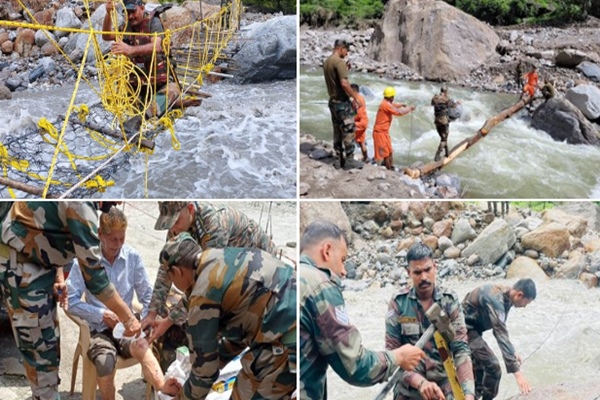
[149,202,277,324]
[385,285,475,399]
[462,284,519,373]
[0,202,115,301]
[300,255,396,400]
[179,248,296,400]
[431,94,456,125]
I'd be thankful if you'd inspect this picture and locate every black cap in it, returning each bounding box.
[124,0,143,10]
[334,39,349,49]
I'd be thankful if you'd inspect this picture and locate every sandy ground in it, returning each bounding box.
[0,201,298,400]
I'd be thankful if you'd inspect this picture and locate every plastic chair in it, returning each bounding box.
[65,310,153,400]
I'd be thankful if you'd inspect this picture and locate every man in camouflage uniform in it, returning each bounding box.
[158,232,296,400]
[143,201,277,341]
[0,202,141,400]
[299,220,425,399]
[386,243,475,400]
[462,279,536,399]
[323,39,363,170]
[431,87,460,162]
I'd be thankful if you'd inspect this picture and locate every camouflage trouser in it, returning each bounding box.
[328,99,356,160]
[434,120,450,161]
[0,244,60,400]
[468,330,501,400]
[232,334,296,400]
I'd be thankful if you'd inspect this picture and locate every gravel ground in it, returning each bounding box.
[0,200,297,400]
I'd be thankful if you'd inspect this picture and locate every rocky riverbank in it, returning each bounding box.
[300,17,600,96]
[0,0,295,97]
[301,201,600,290]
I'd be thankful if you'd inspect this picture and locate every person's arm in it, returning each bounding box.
[66,261,106,325]
[446,296,475,399]
[111,17,163,57]
[485,297,519,373]
[132,248,153,319]
[311,282,396,386]
[177,296,221,400]
[102,1,117,41]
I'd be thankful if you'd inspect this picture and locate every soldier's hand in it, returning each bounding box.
[111,41,133,56]
[514,371,531,395]
[141,311,157,331]
[103,310,120,329]
[419,380,445,400]
[123,317,142,338]
[148,317,174,343]
[53,269,68,310]
[392,344,425,371]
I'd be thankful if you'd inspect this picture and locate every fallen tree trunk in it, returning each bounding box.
[404,94,532,179]
[0,176,55,198]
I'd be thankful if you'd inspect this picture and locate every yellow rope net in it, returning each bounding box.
[0,0,240,198]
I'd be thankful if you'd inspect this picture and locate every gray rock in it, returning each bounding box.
[565,85,600,120]
[444,246,461,259]
[345,261,357,279]
[309,148,331,160]
[576,61,600,82]
[54,7,82,38]
[299,182,310,196]
[363,220,379,233]
[494,250,515,269]
[34,30,56,47]
[524,249,539,259]
[467,254,479,266]
[514,227,529,238]
[5,78,20,91]
[423,216,434,231]
[463,218,517,265]
[438,236,453,252]
[588,250,600,274]
[558,202,600,232]
[39,56,56,74]
[451,218,477,245]
[531,97,600,146]
[233,16,296,83]
[435,173,461,191]
[29,65,44,83]
[0,84,10,100]
[376,253,392,265]
[555,49,587,68]
[65,5,120,62]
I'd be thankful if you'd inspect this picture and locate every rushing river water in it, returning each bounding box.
[325,278,600,399]
[0,79,297,198]
[300,67,600,198]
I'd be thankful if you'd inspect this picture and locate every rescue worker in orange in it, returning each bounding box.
[522,65,540,100]
[372,86,415,170]
[102,0,200,121]
[351,83,369,162]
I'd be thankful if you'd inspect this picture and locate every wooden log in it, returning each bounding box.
[0,176,55,198]
[404,94,532,179]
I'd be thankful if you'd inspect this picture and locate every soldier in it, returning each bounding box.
[462,279,536,399]
[0,202,141,400]
[515,60,523,90]
[542,80,555,101]
[158,232,296,399]
[142,201,277,342]
[323,39,363,170]
[386,243,475,400]
[351,83,370,162]
[299,220,425,399]
[372,86,415,170]
[431,87,460,162]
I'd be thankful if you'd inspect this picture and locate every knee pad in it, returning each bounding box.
[94,353,116,377]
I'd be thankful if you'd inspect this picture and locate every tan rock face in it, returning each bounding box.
[299,202,353,241]
[1,40,13,54]
[506,256,549,281]
[422,235,438,250]
[0,32,9,45]
[41,41,58,55]
[33,8,55,26]
[368,0,500,81]
[14,28,35,57]
[521,222,571,258]
[163,3,220,49]
[432,219,452,238]
[542,208,587,238]
[427,201,449,221]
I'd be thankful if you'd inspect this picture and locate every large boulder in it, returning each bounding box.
[506,256,549,281]
[54,7,82,38]
[232,15,297,83]
[576,61,600,82]
[368,0,499,81]
[161,3,220,49]
[521,222,571,258]
[462,219,516,265]
[558,202,600,232]
[64,5,122,62]
[555,251,586,279]
[555,49,587,68]
[531,97,600,146]
[450,218,476,245]
[565,85,600,120]
[542,208,587,238]
[300,202,352,240]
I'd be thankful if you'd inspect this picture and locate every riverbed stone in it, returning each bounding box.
[521,222,571,258]
[555,250,586,279]
[299,202,352,239]
[565,84,600,120]
[54,6,82,38]
[576,61,600,82]
[462,218,516,265]
[555,49,587,68]
[422,235,438,251]
[451,218,477,245]
[444,246,461,259]
[506,256,548,281]
[542,208,587,238]
[438,236,453,252]
[579,272,598,288]
[432,219,452,238]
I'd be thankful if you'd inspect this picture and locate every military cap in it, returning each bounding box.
[124,0,144,10]
[159,232,200,269]
[154,201,189,230]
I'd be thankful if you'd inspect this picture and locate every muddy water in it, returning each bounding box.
[326,279,600,399]
[300,67,600,199]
